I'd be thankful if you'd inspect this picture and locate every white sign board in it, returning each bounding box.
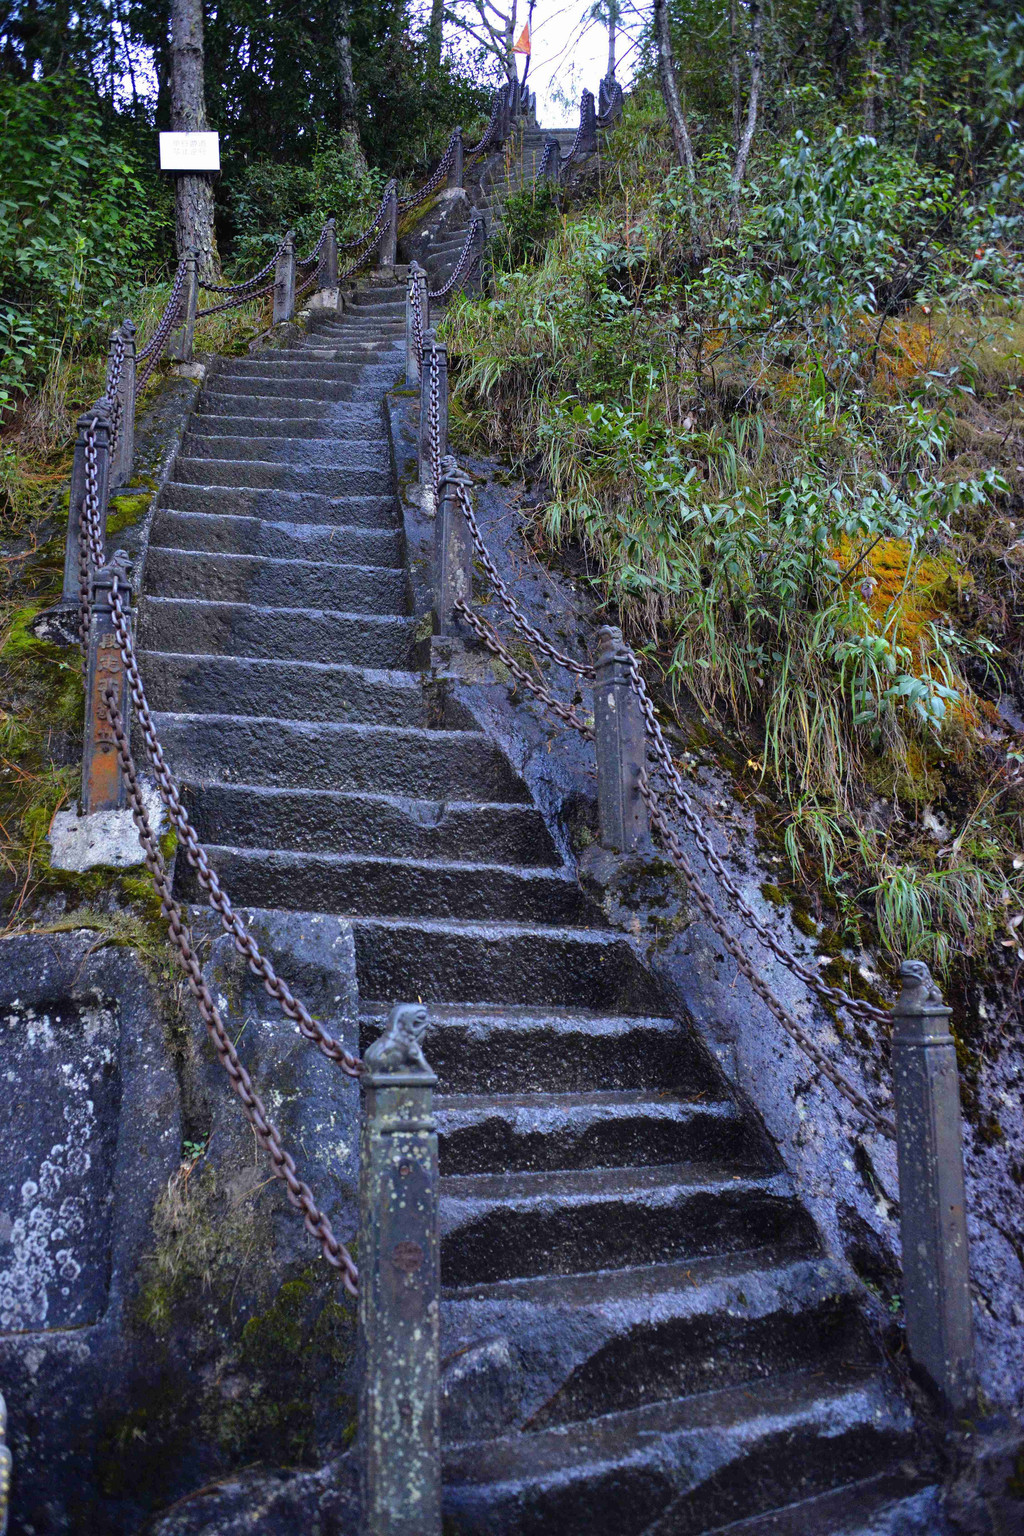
[159,132,220,171]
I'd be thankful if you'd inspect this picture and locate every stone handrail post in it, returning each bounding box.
[436,456,475,635]
[448,127,464,191]
[83,554,132,814]
[405,264,428,387]
[109,321,136,489]
[540,136,560,184]
[469,210,487,295]
[323,218,339,289]
[166,249,198,363]
[62,401,113,607]
[418,332,448,517]
[380,182,399,270]
[358,1003,441,1536]
[273,230,297,325]
[594,626,649,853]
[891,961,977,1413]
[578,89,598,156]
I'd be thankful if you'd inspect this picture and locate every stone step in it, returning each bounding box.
[193,392,339,420]
[150,713,534,801]
[354,921,671,1014]
[440,1252,864,1442]
[198,374,363,401]
[218,358,401,382]
[174,457,391,495]
[435,1089,760,1176]
[439,1164,815,1288]
[141,653,423,725]
[703,1472,943,1535]
[141,597,413,666]
[175,846,596,924]
[346,291,406,310]
[144,547,406,613]
[441,1366,909,1536]
[361,1003,705,1094]
[149,509,401,565]
[180,432,388,463]
[157,483,396,528]
[189,412,334,438]
[183,785,559,866]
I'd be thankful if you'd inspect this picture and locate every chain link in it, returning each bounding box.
[399,127,461,213]
[454,600,594,736]
[199,238,288,294]
[427,222,483,301]
[428,351,443,502]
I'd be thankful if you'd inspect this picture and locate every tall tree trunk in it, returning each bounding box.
[607,9,616,77]
[729,0,742,146]
[169,0,216,280]
[653,0,696,179]
[427,0,444,70]
[335,1,366,171]
[729,0,762,234]
[504,0,517,84]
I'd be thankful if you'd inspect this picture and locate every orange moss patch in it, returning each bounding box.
[833,535,967,655]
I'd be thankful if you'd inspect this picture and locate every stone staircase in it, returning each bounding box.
[136,139,940,1535]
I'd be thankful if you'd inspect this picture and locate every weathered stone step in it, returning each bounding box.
[145,547,406,613]
[150,714,533,801]
[439,1253,863,1442]
[435,1089,758,1176]
[439,1164,815,1287]
[197,374,362,401]
[362,1002,703,1094]
[175,847,596,924]
[218,358,401,383]
[702,1471,942,1535]
[354,922,670,1014]
[149,509,400,565]
[183,785,558,865]
[193,392,338,420]
[141,653,422,725]
[181,432,388,464]
[158,483,397,528]
[141,597,413,666]
[190,412,331,438]
[174,457,391,495]
[441,1367,909,1536]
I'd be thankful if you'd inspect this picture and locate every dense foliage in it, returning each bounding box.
[444,4,1024,980]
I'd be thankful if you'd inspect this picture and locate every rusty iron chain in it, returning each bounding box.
[199,238,287,293]
[428,349,443,501]
[105,336,125,455]
[640,776,895,1138]
[428,222,482,302]
[195,279,275,319]
[76,416,103,673]
[399,127,461,212]
[466,89,504,161]
[454,600,594,736]
[102,689,359,1290]
[454,482,594,678]
[410,274,426,369]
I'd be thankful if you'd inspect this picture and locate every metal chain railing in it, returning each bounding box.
[427,221,482,302]
[198,238,287,293]
[76,437,363,1287]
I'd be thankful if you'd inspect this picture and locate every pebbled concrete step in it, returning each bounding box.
[141,653,423,725]
[175,846,598,924]
[435,1089,760,1176]
[180,433,388,465]
[174,457,391,494]
[439,1252,865,1442]
[362,1002,706,1094]
[441,1367,911,1536]
[145,547,406,612]
[183,784,558,866]
[141,597,414,666]
[354,921,672,1014]
[150,713,534,801]
[149,510,401,565]
[439,1164,816,1287]
[703,1471,945,1535]
[157,483,397,527]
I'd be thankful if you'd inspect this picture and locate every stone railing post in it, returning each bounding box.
[594,625,649,853]
[358,1003,441,1536]
[418,332,448,517]
[436,456,475,635]
[468,210,487,295]
[540,136,561,184]
[448,127,464,190]
[578,89,598,156]
[83,554,132,814]
[892,960,977,1413]
[380,182,399,270]
[62,401,113,607]
[109,320,136,489]
[323,218,339,289]
[405,263,428,387]
[273,230,297,325]
[166,248,198,363]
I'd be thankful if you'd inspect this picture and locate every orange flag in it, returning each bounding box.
[512,21,531,54]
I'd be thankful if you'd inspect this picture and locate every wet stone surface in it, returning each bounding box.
[0,999,120,1332]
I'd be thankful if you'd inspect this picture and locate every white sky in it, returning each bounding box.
[523,2,637,126]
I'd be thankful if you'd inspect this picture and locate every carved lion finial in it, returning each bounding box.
[363,1003,431,1074]
[897,958,944,1010]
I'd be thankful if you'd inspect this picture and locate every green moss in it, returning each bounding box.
[791,907,819,938]
[760,882,786,906]
[105,488,151,536]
